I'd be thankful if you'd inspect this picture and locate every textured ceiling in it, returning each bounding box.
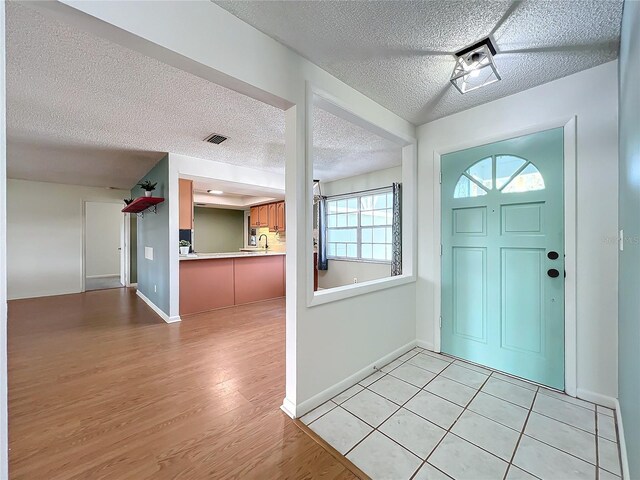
[7,2,400,190]
[313,106,402,183]
[216,0,623,124]
[6,2,285,189]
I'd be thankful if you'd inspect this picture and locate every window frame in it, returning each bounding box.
[453,154,545,199]
[325,186,394,264]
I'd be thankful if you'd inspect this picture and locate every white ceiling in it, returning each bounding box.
[7,2,403,190]
[216,0,623,125]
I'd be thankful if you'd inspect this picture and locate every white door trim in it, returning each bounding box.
[433,116,577,397]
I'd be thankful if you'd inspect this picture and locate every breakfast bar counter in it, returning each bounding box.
[179,252,286,316]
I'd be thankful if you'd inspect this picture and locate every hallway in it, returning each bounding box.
[8,289,352,479]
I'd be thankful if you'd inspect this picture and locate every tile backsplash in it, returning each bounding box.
[255,226,286,253]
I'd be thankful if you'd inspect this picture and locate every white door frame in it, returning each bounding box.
[81,200,129,292]
[121,213,129,286]
[433,116,577,397]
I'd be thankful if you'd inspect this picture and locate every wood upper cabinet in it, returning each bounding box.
[250,202,285,230]
[268,203,277,231]
[179,179,193,230]
[276,201,285,232]
[250,206,260,228]
[258,205,268,226]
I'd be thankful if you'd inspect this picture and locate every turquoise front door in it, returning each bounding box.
[441,128,565,390]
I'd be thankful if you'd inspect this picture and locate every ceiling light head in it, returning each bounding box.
[450,37,501,94]
[207,189,224,195]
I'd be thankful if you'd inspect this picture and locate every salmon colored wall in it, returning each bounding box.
[179,259,235,315]
[234,255,285,304]
[179,255,285,316]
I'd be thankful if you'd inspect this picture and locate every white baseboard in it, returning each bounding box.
[126,282,138,288]
[280,397,296,419]
[295,340,418,418]
[136,290,181,323]
[575,388,617,409]
[613,398,630,480]
[86,274,119,279]
[416,339,435,351]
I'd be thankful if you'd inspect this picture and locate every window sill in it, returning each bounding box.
[326,257,391,265]
[308,273,415,307]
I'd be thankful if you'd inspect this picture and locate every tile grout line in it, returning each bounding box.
[344,354,447,459]
[409,353,614,475]
[465,382,534,410]
[303,346,424,427]
[525,406,598,435]
[537,389,598,412]
[507,389,608,479]
[408,370,496,479]
[309,348,618,480]
[342,349,469,471]
[517,431,600,469]
[341,348,435,458]
[503,387,538,480]
[613,408,624,479]
[319,350,517,475]
[595,406,600,480]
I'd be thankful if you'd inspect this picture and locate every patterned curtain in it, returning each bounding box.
[317,196,328,270]
[391,182,402,276]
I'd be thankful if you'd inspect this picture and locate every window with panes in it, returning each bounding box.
[326,188,393,262]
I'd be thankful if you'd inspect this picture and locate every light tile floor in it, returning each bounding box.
[302,347,623,480]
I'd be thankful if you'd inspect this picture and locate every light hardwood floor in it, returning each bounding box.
[8,288,356,479]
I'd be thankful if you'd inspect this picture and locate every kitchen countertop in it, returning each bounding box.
[179,251,286,261]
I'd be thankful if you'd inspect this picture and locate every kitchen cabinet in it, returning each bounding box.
[268,201,286,232]
[249,207,260,228]
[250,205,269,227]
[259,205,268,226]
[251,202,284,230]
[268,203,277,231]
[276,201,286,232]
[250,206,260,227]
[179,179,193,230]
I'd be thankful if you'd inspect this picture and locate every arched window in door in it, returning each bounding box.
[453,155,545,198]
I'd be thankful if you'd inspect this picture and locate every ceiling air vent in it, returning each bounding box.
[204,133,228,145]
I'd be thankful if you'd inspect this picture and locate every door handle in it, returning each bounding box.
[547,251,559,260]
[547,269,560,278]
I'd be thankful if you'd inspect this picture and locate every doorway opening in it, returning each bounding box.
[83,201,126,291]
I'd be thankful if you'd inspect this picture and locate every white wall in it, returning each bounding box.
[7,180,128,299]
[85,201,122,277]
[417,61,619,401]
[318,166,401,289]
[322,166,402,196]
[319,261,390,289]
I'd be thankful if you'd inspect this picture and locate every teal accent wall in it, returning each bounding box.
[618,1,640,477]
[131,155,169,315]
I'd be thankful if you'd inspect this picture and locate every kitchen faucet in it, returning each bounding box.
[258,234,269,249]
